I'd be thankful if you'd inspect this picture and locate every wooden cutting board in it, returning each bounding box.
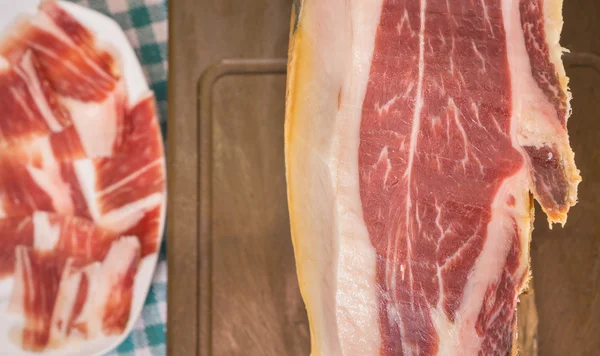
[167,1,600,355]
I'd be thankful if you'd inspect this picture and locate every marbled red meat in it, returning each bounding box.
[285,0,579,355]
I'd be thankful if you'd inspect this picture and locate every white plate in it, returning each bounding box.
[0,1,166,355]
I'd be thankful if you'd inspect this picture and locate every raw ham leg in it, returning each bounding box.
[285,0,580,355]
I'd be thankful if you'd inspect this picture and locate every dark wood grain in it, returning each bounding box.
[168,0,201,353]
[168,1,305,355]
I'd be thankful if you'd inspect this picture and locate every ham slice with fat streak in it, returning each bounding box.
[0,1,126,158]
[0,1,165,260]
[285,0,580,355]
[0,212,117,278]
[9,236,140,351]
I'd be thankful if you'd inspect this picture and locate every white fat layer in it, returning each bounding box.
[333,0,384,355]
[287,1,344,354]
[33,211,60,251]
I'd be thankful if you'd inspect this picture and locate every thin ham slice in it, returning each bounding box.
[59,95,165,253]
[0,216,33,278]
[48,258,91,346]
[0,50,68,144]
[285,0,580,355]
[9,247,61,352]
[97,237,140,335]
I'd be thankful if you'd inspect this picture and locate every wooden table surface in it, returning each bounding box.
[168,1,600,355]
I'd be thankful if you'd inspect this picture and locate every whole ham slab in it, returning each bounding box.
[285,0,580,355]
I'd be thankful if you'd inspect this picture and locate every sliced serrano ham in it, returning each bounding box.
[285,0,580,355]
[10,237,140,351]
[0,1,126,158]
[1,212,117,278]
[0,1,165,352]
[0,50,68,144]
[48,258,91,346]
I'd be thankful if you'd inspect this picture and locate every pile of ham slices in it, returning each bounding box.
[0,1,165,352]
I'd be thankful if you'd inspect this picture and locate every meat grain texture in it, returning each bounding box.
[284,0,580,355]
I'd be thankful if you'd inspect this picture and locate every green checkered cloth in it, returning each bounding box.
[67,0,168,355]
